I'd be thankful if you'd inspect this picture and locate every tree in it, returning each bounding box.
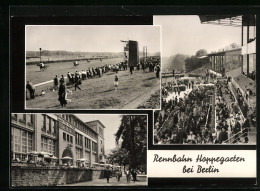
[195,49,207,57]
[114,115,147,170]
[184,49,211,72]
[107,147,129,171]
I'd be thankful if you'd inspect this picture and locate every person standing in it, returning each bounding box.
[218,127,228,143]
[130,65,133,74]
[233,118,241,143]
[131,170,137,182]
[26,81,35,99]
[53,75,59,90]
[156,64,160,79]
[104,166,111,183]
[114,75,119,91]
[116,170,122,182]
[125,169,131,183]
[58,81,67,107]
[60,75,65,84]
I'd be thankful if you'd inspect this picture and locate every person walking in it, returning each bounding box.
[74,79,82,91]
[131,169,137,182]
[116,170,122,182]
[114,75,119,91]
[104,166,111,183]
[125,169,131,183]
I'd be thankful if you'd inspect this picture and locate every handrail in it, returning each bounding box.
[223,130,248,143]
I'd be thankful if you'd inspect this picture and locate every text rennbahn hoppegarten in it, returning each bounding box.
[153,154,245,173]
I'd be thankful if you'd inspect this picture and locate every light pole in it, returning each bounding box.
[39,48,42,63]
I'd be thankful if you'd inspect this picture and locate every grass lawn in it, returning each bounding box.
[26,68,160,109]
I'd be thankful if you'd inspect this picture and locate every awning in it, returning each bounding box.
[43,155,51,158]
[61,156,73,160]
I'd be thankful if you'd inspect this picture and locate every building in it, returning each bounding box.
[11,113,106,167]
[199,15,256,109]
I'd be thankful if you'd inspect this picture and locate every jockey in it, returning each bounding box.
[39,63,44,67]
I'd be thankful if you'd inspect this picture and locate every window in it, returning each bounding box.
[30,114,33,124]
[46,117,50,131]
[48,118,52,132]
[44,137,48,152]
[85,151,90,161]
[76,148,83,160]
[28,133,33,152]
[63,132,66,140]
[70,136,73,143]
[51,140,56,155]
[28,114,33,124]
[52,120,56,133]
[21,130,27,153]
[41,115,46,129]
[48,140,52,153]
[14,128,21,152]
[67,134,70,142]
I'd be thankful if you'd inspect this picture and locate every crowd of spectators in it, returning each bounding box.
[155,80,215,144]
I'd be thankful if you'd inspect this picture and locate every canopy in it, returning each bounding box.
[61,156,73,160]
[29,151,39,155]
[43,155,51,159]
[77,158,87,161]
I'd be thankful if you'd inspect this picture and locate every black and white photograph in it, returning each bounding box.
[153,15,256,145]
[25,25,161,110]
[11,113,147,186]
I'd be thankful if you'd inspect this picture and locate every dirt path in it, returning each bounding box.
[120,84,160,109]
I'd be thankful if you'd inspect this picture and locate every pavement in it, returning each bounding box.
[66,174,147,186]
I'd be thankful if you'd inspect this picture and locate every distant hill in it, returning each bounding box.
[26,50,124,59]
[162,54,189,72]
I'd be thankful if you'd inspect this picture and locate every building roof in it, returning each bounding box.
[207,48,241,56]
[198,15,255,27]
[85,120,106,129]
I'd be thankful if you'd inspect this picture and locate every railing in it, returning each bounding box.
[204,105,211,129]
[223,131,247,144]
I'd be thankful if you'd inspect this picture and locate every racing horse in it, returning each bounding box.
[73,61,79,67]
[37,63,49,71]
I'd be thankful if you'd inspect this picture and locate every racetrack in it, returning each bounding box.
[26,62,160,109]
[26,57,124,84]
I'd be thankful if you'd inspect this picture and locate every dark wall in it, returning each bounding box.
[11,166,104,187]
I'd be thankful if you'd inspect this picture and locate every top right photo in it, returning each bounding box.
[154,15,256,145]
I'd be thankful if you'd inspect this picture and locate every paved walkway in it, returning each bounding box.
[66,175,147,186]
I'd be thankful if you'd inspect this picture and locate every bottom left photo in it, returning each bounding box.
[10,113,147,187]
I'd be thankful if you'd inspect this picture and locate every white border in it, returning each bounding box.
[24,25,162,111]
[11,112,148,186]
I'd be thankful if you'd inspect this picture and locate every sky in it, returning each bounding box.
[154,15,241,57]
[26,25,160,54]
[75,114,122,155]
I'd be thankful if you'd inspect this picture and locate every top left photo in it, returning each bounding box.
[25,25,161,110]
